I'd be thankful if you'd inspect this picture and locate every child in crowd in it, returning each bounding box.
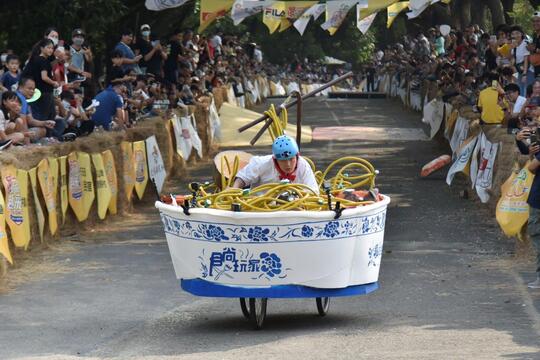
[0,55,21,92]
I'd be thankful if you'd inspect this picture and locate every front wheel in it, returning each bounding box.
[316,297,330,316]
[239,298,250,319]
[249,298,268,330]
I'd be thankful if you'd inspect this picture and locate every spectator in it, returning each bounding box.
[68,28,93,82]
[114,30,143,73]
[477,72,506,125]
[164,29,182,84]
[0,55,21,92]
[91,82,126,131]
[510,25,530,96]
[0,91,27,146]
[135,24,167,78]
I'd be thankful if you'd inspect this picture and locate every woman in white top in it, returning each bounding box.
[511,25,531,96]
[233,135,319,194]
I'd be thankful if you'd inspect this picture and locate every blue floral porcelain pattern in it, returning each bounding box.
[368,243,383,267]
[160,210,386,244]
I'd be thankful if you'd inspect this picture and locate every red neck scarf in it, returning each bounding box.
[273,156,298,182]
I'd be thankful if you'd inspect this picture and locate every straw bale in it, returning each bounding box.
[212,87,225,110]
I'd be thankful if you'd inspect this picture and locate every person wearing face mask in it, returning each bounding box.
[68,28,93,82]
[135,24,167,78]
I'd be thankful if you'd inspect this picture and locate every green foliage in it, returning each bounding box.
[508,0,536,35]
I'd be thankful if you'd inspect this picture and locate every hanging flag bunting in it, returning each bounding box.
[387,1,410,27]
[102,150,118,215]
[37,158,58,236]
[28,168,45,243]
[0,188,13,264]
[407,0,433,19]
[200,0,236,32]
[91,153,112,220]
[231,0,273,25]
[2,166,31,250]
[356,8,377,34]
[78,152,95,220]
[263,1,287,34]
[133,141,149,200]
[68,152,85,222]
[59,156,68,224]
[145,0,189,11]
[278,1,317,32]
[322,0,367,36]
[294,3,325,35]
[358,0,397,20]
[446,136,477,186]
[146,136,167,195]
[475,133,499,203]
[121,142,136,202]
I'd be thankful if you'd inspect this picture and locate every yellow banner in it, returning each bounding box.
[199,0,235,32]
[121,142,135,201]
[358,0,397,20]
[263,1,287,34]
[37,158,58,236]
[78,152,95,220]
[0,189,13,264]
[2,166,31,250]
[68,152,85,222]
[29,167,45,243]
[102,150,118,215]
[91,153,112,220]
[133,141,149,200]
[387,1,409,28]
[59,156,68,224]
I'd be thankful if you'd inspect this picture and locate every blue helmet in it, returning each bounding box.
[272,135,299,160]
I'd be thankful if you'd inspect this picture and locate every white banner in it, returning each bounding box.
[446,136,478,186]
[209,98,222,142]
[321,0,365,31]
[356,9,377,34]
[469,136,480,188]
[449,117,469,158]
[145,135,167,194]
[475,133,499,203]
[172,114,192,160]
[231,0,273,25]
[422,99,445,139]
[293,3,325,35]
[145,0,189,11]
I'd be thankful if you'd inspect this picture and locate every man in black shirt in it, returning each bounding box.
[164,29,183,84]
[135,24,167,79]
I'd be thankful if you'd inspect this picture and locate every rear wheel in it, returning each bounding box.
[239,298,250,319]
[249,298,267,330]
[316,297,330,316]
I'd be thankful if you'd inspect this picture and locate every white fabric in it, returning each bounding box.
[254,48,263,63]
[145,0,188,11]
[227,86,238,106]
[475,133,499,203]
[236,155,319,194]
[422,99,445,139]
[172,114,192,160]
[189,114,203,159]
[230,0,273,25]
[449,117,469,158]
[0,110,7,132]
[293,3,326,35]
[236,83,246,108]
[513,95,527,114]
[356,8,377,34]
[145,135,166,194]
[209,98,222,142]
[322,0,366,31]
[274,81,286,96]
[446,136,478,186]
[286,82,301,95]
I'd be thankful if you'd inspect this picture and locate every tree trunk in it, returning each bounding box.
[454,0,472,29]
[471,2,486,29]
[485,0,506,28]
[432,3,454,28]
[501,0,515,24]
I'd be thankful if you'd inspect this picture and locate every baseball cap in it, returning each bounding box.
[140,24,151,31]
[72,28,85,37]
[534,11,540,18]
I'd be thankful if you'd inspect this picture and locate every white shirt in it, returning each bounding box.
[254,48,263,63]
[514,41,530,65]
[0,110,6,132]
[513,95,527,114]
[236,155,319,194]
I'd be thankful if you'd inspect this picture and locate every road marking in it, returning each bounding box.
[312,126,429,141]
[324,101,342,125]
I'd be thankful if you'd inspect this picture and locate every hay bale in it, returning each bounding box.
[212,87,224,110]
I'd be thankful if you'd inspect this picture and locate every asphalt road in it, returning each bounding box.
[1,97,540,359]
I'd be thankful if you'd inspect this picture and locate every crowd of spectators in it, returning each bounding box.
[372,15,540,289]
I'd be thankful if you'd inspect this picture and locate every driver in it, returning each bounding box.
[232,135,319,194]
